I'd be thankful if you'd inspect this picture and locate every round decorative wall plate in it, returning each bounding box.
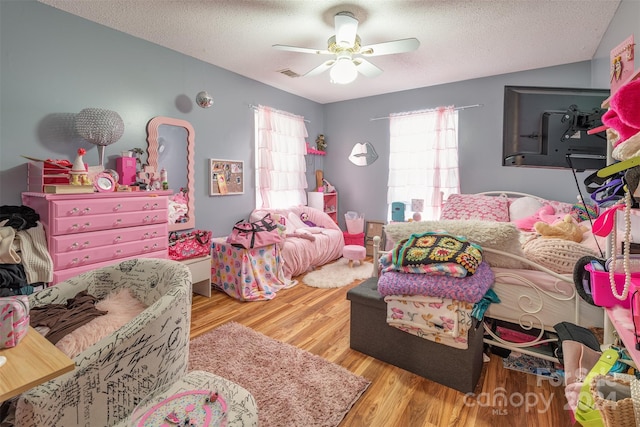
[94,172,116,192]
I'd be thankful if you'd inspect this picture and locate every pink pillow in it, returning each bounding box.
[513,204,555,232]
[440,194,510,222]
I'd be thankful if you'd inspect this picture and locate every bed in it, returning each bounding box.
[371,191,606,363]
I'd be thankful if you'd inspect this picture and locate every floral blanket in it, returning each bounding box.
[385,294,475,349]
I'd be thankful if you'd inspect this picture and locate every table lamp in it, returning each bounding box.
[411,199,424,221]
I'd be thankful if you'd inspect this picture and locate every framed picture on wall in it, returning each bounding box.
[209,159,243,196]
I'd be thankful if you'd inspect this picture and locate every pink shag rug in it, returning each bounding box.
[188,322,370,427]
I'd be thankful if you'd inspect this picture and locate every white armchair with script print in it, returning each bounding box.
[15,258,192,427]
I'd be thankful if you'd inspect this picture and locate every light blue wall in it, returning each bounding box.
[1,0,637,234]
[0,1,324,236]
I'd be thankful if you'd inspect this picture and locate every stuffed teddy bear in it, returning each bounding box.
[534,214,588,243]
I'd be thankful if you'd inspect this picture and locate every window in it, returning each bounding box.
[387,106,459,221]
[255,105,309,209]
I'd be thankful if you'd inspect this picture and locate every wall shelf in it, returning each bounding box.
[306,144,326,156]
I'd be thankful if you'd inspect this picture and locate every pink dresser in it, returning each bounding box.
[22,191,171,285]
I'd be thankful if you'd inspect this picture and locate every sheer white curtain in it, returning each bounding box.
[255,105,308,209]
[388,106,459,221]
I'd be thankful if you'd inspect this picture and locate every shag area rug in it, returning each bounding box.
[188,322,370,427]
[302,258,373,288]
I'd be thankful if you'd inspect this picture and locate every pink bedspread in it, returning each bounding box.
[377,262,495,303]
[251,206,344,279]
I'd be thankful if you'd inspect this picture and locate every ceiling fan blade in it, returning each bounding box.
[272,44,330,55]
[334,11,358,48]
[353,58,383,77]
[360,38,420,56]
[304,60,335,77]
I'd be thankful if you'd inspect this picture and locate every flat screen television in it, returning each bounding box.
[502,85,609,171]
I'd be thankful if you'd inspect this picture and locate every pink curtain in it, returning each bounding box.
[256,105,308,209]
[388,106,459,221]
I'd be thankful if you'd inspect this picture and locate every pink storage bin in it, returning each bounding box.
[585,263,640,309]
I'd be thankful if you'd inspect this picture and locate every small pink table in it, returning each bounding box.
[210,237,291,301]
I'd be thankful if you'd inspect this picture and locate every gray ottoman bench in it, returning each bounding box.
[347,277,485,393]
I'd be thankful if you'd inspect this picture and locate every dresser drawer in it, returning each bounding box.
[53,236,168,270]
[49,223,167,255]
[50,196,167,218]
[51,250,169,285]
[50,209,167,235]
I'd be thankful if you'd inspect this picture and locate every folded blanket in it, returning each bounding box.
[385,294,474,349]
[377,261,495,303]
[389,232,483,277]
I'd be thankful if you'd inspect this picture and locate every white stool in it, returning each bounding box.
[343,245,366,268]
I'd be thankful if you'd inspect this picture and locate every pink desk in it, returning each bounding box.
[210,238,291,301]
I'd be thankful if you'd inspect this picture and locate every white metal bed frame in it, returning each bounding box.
[371,191,605,363]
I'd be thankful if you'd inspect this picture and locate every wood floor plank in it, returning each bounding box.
[190,274,572,426]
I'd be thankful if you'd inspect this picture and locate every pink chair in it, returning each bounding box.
[343,245,366,267]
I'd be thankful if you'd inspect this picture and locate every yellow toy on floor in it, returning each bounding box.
[534,214,587,243]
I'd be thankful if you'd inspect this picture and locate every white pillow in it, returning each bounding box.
[509,197,544,221]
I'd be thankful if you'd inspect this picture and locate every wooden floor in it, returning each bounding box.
[191,272,572,427]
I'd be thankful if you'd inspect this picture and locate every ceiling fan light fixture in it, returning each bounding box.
[335,11,358,48]
[330,57,358,84]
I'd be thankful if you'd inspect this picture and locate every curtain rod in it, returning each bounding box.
[369,104,483,121]
[248,103,310,123]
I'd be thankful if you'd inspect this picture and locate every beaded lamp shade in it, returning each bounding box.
[75,108,125,166]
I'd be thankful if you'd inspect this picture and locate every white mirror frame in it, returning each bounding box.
[146,116,195,232]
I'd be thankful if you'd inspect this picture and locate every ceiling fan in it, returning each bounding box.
[273,11,420,84]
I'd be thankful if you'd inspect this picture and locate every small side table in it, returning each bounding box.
[181,254,212,297]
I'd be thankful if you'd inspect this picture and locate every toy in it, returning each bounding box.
[315,134,327,152]
[322,178,335,193]
[512,204,555,232]
[300,212,316,227]
[69,148,91,185]
[534,214,588,243]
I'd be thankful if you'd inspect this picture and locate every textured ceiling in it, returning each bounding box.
[38,0,621,104]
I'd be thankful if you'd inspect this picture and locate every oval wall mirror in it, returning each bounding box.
[146,116,195,232]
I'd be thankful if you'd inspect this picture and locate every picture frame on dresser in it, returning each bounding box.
[209,159,243,196]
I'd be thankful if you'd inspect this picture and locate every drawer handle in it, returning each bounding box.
[82,207,91,214]
[152,215,159,222]
[70,242,79,249]
[81,222,91,230]
[113,203,122,211]
[143,203,150,210]
[152,231,158,238]
[143,232,150,239]
[83,240,90,248]
[114,218,123,226]
[69,207,79,215]
[115,249,123,256]
[152,203,159,209]
[143,215,152,223]
[114,235,122,243]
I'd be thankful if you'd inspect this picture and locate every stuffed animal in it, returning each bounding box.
[534,214,588,243]
[512,204,556,232]
[315,134,327,151]
[300,212,316,227]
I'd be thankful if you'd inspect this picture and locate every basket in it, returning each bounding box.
[590,374,639,427]
[584,263,640,309]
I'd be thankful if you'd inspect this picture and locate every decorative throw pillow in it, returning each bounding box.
[522,237,598,274]
[440,194,510,222]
